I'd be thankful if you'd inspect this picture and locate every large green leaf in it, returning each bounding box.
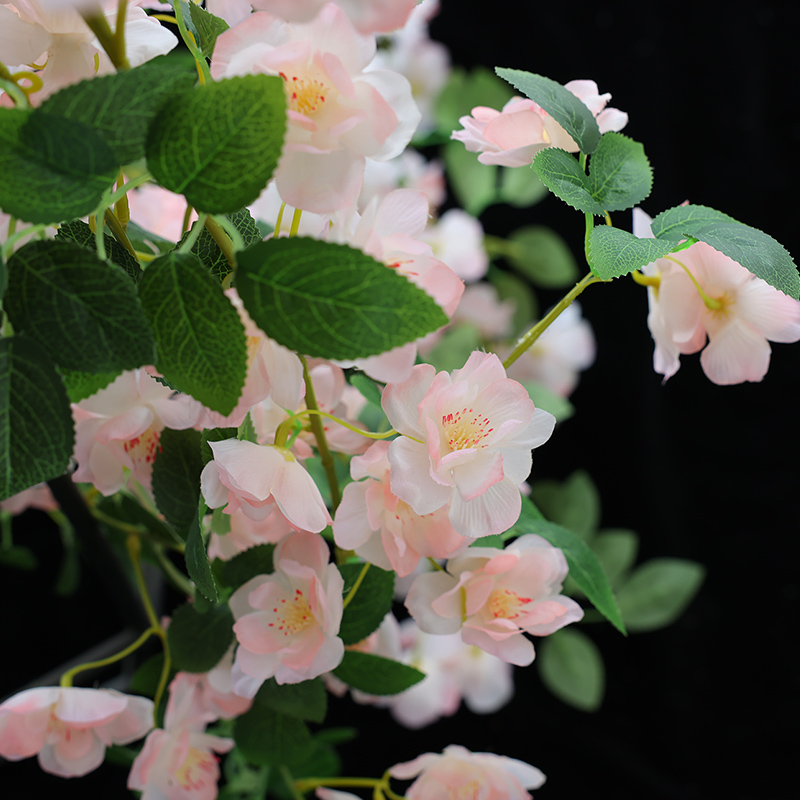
[152,428,204,535]
[146,75,286,214]
[506,225,578,288]
[215,544,276,591]
[138,251,247,415]
[338,563,395,646]
[650,204,800,299]
[538,628,605,711]
[234,703,311,768]
[332,651,424,696]
[55,220,141,284]
[237,238,449,360]
[0,108,118,224]
[0,337,74,500]
[6,240,155,372]
[588,226,677,280]
[184,0,230,58]
[495,68,601,153]
[254,678,327,724]
[168,601,234,673]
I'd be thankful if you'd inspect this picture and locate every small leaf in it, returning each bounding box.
[152,428,204,535]
[538,628,605,711]
[146,75,286,214]
[234,705,311,768]
[237,238,448,360]
[348,373,383,408]
[215,544,276,591]
[185,513,219,603]
[506,225,579,288]
[55,220,141,284]
[435,66,514,135]
[616,558,705,632]
[488,267,538,336]
[255,678,327,724]
[443,140,497,216]
[588,226,676,280]
[185,0,230,58]
[592,529,639,588]
[498,165,549,208]
[532,147,604,215]
[138,251,247,415]
[495,68,600,153]
[584,133,652,212]
[332,651,424,696]
[168,601,234,673]
[529,471,600,541]
[338,563,394,646]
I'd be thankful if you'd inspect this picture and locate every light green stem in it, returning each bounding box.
[204,216,237,270]
[274,409,396,449]
[341,562,371,610]
[104,208,138,259]
[178,213,209,254]
[81,9,131,71]
[171,0,212,85]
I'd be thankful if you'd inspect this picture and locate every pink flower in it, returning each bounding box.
[210,4,420,213]
[200,439,332,534]
[382,351,555,538]
[390,744,546,799]
[0,686,153,777]
[208,506,295,560]
[406,534,583,666]
[333,440,472,576]
[452,79,627,167]
[0,483,58,515]
[165,670,252,729]
[420,208,488,283]
[228,531,345,693]
[250,0,418,34]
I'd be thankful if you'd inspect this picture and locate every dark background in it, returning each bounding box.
[2,1,797,798]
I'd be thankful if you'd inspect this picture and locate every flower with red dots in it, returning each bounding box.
[228,531,345,695]
[381,351,555,538]
[405,535,583,665]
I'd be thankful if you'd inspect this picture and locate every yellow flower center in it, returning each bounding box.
[123,426,161,466]
[280,71,330,116]
[269,589,314,636]
[441,407,493,451]
[173,745,217,791]
[488,587,532,620]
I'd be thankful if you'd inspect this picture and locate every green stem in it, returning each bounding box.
[289,208,302,237]
[664,255,722,310]
[204,216,237,271]
[483,234,518,260]
[178,213,209,254]
[281,766,305,800]
[93,214,107,261]
[502,271,601,369]
[104,208,138,260]
[152,546,193,596]
[342,562,371,610]
[126,535,161,630]
[0,77,28,108]
[81,11,130,71]
[101,172,153,208]
[1,224,49,260]
[295,777,385,793]
[274,408,396,449]
[171,0,212,85]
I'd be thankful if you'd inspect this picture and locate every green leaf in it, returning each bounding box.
[348,373,383,408]
[592,529,639,588]
[532,147,604,215]
[168,601,234,673]
[588,226,676,280]
[234,704,312,768]
[186,512,219,604]
[129,653,166,698]
[0,108,118,224]
[0,258,8,301]
[5,239,155,372]
[507,225,579,288]
[332,651,424,696]
[58,367,122,403]
[215,544,276,591]
[254,678,327,724]
[146,75,286,214]
[0,337,74,501]
[488,267,538,336]
[498,165,549,208]
[0,545,37,570]
[586,133,652,212]
[185,0,230,58]
[650,204,800,298]
[138,251,247,415]
[424,324,481,373]
[152,428,204,535]
[237,238,449,360]
[96,492,182,547]
[443,140,498,216]
[495,68,600,153]
[435,66,514,135]
[616,558,705,632]
[55,220,141,284]
[528,470,600,541]
[338,563,395,646]
[39,55,197,165]
[538,628,605,711]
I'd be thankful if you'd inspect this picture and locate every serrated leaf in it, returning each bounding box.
[167,601,234,673]
[237,238,449,360]
[585,132,652,212]
[146,75,286,214]
[588,226,677,280]
[215,544,275,591]
[0,108,118,224]
[185,0,230,58]
[532,147,604,215]
[152,428,204,535]
[507,225,578,287]
[255,678,327,724]
[39,55,197,165]
[6,239,155,372]
[332,651,424,696]
[55,220,141,284]
[538,628,605,711]
[650,204,800,298]
[138,251,247,415]
[186,512,219,603]
[0,337,74,500]
[495,68,600,154]
[58,367,122,403]
[234,704,311,768]
[616,558,705,632]
[338,563,394,646]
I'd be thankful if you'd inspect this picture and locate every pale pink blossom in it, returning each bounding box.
[406,534,583,665]
[0,686,153,777]
[228,531,344,693]
[208,506,295,560]
[382,351,555,537]
[359,150,446,213]
[249,0,418,33]
[210,4,420,213]
[453,283,515,339]
[390,744,546,799]
[0,483,58,515]
[333,440,472,576]
[420,208,488,283]
[452,79,627,167]
[201,439,332,534]
[72,368,200,495]
[165,670,252,730]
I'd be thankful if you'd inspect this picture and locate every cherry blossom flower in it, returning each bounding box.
[165,670,252,729]
[420,207,489,283]
[405,534,583,665]
[228,531,345,693]
[390,744,546,799]
[451,79,627,167]
[200,438,332,534]
[208,506,295,561]
[249,0,418,34]
[210,3,421,213]
[359,150,446,213]
[382,351,555,537]
[0,686,153,777]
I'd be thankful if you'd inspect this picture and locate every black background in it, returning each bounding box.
[2,2,798,798]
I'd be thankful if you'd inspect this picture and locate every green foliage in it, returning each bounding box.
[498,166,549,207]
[152,428,204,535]
[0,108,118,224]
[538,628,605,711]
[215,545,276,592]
[168,601,234,673]
[591,529,639,588]
[424,324,481,373]
[332,651,425,696]
[201,427,238,466]
[0,337,74,500]
[39,55,197,165]
[6,240,155,372]
[186,512,219,604]
[529,469,601,542]
[58,367,122,404]
[495,68,601,153]
[650,204,800,298]
[506,225,579,288]
[236,238,448,360]
[347,373,383,408]
[443,141,498,216]
[96,492,182,547]
[521,380,575,423]
[616,558,705,632]
[254,679,327,724]
[338,563,395,646]
[532,148,601,214]
[435,66,514,134]
[588,226,676,280]
[146,75,286,214]
[55,220,141,283]
[138,251,247,414]
[183,0,230,58]
[234,702,312,768]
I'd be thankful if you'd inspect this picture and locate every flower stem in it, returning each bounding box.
[275,408,396,447]
[104,208,138,259]
[204,216,237,270]
[342,562,371,610]
[81,8,131,71]
[664,255,722,310]
[171,0,212,85]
